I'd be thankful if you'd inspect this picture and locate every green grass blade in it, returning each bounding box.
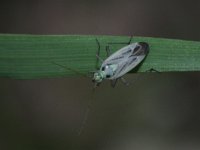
[0,34,200,79]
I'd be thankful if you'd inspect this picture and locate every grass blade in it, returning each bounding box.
[0,34,200,79]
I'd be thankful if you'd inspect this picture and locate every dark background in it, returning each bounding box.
[0,0,200,150]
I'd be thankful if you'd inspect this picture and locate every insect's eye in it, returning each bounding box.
[101,66,105,71]
[106,75,111,78]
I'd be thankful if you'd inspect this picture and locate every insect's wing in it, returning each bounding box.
[104,42,149,79]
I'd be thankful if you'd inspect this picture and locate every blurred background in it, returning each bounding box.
[0,0,200,149]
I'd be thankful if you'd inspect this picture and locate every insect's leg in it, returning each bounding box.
[110,79,118,88]
[96,54,104,63]
[127,35,133,45]
[95,38,104,69]
[120,77,130,86]
[96,38,100,57]
[106,45,111,57]
[105,36,134,55]
[146,68,160,73]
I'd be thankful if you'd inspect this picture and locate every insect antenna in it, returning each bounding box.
[52,61,89,78]
[77,84,97,136]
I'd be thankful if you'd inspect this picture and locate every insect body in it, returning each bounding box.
[52,37,149,88]
[93,41,149,87]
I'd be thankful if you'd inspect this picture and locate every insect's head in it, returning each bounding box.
[92,71,104,83]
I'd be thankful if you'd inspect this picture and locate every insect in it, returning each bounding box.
[52,36,149,88]
[93,36,149,87]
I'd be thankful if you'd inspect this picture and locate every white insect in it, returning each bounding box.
[93,38,149,87]
[52,36,149,88]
